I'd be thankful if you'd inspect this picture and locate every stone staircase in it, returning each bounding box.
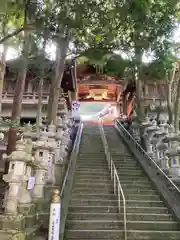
[64,125,125,239]
[103,125,180,239]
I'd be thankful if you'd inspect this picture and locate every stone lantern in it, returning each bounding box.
[130,112,140,142]
[164,133,180,180]
[141,117,152,151]
[57,98,68,125]
[3,138,32,214]
[156,141,168,169]
[146,120,159,159]
[154,130,167,165]
[61,129,70,157]
[32,133,51,199]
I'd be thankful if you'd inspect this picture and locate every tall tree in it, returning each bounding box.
[111,0,179,122]
[6,0,38,156]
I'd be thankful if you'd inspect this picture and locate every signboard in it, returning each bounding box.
[27,176,35,190]
[47,154,54,182]
[48,203,61,240]
[71,101,80,118]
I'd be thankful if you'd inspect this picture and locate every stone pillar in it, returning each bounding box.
[153,131,166,165]
[32,132,52,228]
[130,113,140,142]
[164,134,180,180]
[46,123,56,185]
[146,120,159,159]
[157,142,168,170]
[33,133,50,199]
[141,117,152,151]
[54,119,65,188]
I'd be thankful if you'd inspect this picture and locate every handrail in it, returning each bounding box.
[98,118,127,240]
[115,119,180,223]
[115,119,180,194]
[59,122,83,240]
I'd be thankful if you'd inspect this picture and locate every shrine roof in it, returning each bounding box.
[5,57,74,74]
[78,73,121,85]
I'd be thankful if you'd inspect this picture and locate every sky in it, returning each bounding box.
[1,25,180,63]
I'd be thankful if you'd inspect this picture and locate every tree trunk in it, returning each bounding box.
[134,48,145,147]
[0,46,7,113]
[135,71,144,121]
[71,60,78,100]
[47,36,69,124]
[36,34,47,132]
[36,77,43,132]
[165,67,177,124]
[174,76,180,131]
[6,30,31,158]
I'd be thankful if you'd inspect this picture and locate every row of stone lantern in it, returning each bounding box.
[130,104,180,181]
[0,108,73,238]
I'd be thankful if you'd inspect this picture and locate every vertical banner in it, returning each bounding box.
[71,101,80,118]
[48,203,61,240]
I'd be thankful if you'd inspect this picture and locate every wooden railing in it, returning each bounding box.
[1,92,68,104]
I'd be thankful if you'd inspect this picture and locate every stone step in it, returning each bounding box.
[67,212,174,222]
[70,199,164,208]
[114,165,141,170]
[73,183,112,188]
[74,171,110,177]
[68,205,168,214]
[75,170,144,175]
[67,212,120,221]
[76,167,109,171]
[126,206,168,214]
[71,193,116,200]
[65,229,180,239]
[125,200,164,208]
[123,188,157,194]
[77,160,106,163]
[124,194,161,201]
[120,183,154,189]
[74,175,150,182]
[118,175,148,180]
[79,153,105,156]
[76,162,107,166]
[115,179,151,184]
[66,220,121,230]
[117,172,146,177]
[77,163,107,166]
[70,199,117,206]
[112,155,133,158]
[74,175,111,181]
[74,176,151,183]
[68,205,118,213]
[123,213,174,222]
[114,162,141,166]
[66,219,179,231]
[74,178,111,184]
[72,187,113,194]
[114,163,140,168]
[78,157,106,160]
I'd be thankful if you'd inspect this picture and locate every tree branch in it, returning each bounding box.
[0,25,34,45]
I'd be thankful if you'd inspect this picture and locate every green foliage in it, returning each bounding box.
[0,0,179,84]
[140,51,178,81]
[105,55,130,77]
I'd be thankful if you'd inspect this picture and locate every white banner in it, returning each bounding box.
[27,177,35,190]
[48,203,61,240]
[71,101,80,117]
